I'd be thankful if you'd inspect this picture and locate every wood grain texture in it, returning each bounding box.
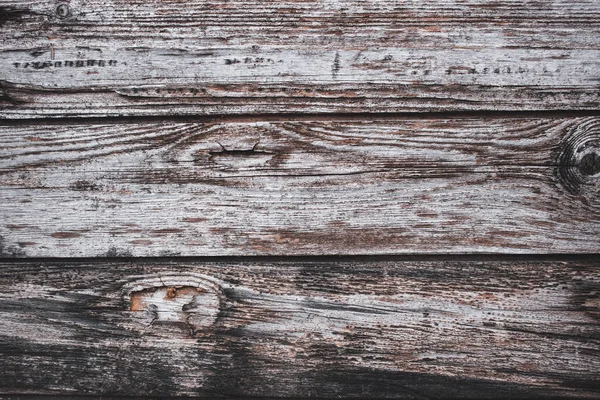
[2,1,599,398]
[2,116,600,257]
[1,0,600,118]
[0,258,598,398]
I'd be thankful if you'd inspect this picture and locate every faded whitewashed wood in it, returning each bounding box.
[1,0,600,118]
[0,258,598,398]
[1,116,599,257]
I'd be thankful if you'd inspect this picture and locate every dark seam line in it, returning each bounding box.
[2,110,600,127]
[0,253,598,265]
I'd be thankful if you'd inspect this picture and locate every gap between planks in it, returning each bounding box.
[0,253,599,265]
[3,110,600,127]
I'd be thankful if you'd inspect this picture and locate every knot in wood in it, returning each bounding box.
[578,152,600,177]
[125,275,221,337]
[55,3,70,19]
[557,119,600,202]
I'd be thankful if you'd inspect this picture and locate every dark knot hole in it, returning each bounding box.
[578,152,600,176]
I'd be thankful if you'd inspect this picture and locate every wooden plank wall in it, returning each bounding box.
[1,0,599,398]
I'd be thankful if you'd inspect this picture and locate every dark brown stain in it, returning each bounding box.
[6,224,28,230]
[414,223,434,229]
[50,232,82,238]
[129,239,153,245]
[152,228,185,234]
[488,230,530,238]
[415,211,439,218]
[182,217,208,223]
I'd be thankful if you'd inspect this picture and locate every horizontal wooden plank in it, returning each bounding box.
[1,0,600,118]
[1,116,600,257]
[0,258,598,398]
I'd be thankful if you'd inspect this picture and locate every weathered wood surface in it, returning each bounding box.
[1,0,600,118]
[1,1,599,398]
[0,258,598,398]
[1,116,599,257]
